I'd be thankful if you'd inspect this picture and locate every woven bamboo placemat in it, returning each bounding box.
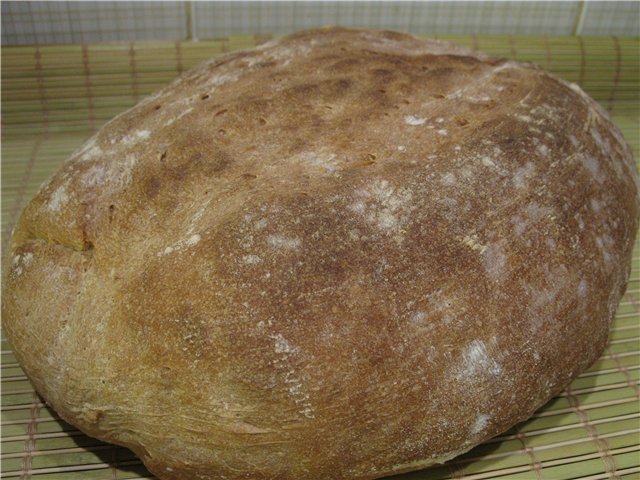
[1,34,639,480]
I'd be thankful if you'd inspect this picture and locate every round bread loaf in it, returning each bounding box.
[3,27,639,480]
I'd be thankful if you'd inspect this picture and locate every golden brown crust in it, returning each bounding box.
[3,27,639,480]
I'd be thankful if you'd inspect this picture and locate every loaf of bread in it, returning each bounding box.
[3,27,639,480]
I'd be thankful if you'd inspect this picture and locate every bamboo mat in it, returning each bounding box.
[1,34,639,480]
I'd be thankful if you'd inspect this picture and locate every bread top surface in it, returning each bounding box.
[4,27,639,480]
